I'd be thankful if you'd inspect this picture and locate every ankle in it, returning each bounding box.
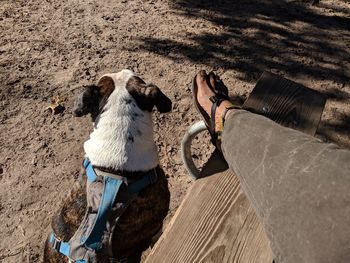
[214,101,238,132]
[223,108,235,120]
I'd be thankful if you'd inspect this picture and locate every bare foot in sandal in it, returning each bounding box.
[195,70,238,138]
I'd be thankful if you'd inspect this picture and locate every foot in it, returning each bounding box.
[195,70,236,133]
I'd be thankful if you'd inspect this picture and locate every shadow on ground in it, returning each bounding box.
[129,0,350,145]
[131,0,350,83]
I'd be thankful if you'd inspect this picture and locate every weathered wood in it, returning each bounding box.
[146,152,273,263]
[243,71,326,136]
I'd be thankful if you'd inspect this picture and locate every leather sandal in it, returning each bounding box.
[191,72,239,152]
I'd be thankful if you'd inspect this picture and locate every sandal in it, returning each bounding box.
[192,71,239,152]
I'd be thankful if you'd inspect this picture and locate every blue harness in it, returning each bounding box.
[49,159,157,262]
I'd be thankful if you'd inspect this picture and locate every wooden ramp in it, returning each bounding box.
[145,151,273,263]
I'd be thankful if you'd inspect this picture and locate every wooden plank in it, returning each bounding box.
[243,71,326,136]
[145,152,273,263]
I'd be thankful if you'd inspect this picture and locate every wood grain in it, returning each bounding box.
[145,152,273,263]
[243,71,326,136]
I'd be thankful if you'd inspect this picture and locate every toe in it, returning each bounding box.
[208,71,217,90]
[196,70,207,84]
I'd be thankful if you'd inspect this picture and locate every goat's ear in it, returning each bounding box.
[72,85,100,117]
[146,84,172,113]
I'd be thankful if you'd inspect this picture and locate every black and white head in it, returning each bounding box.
[73,69,171,121]
[72,69,172,172]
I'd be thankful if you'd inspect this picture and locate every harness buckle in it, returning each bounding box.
[52,237,62,251]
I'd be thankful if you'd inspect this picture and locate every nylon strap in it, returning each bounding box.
[83,176,123,250]
[83,159,97,182]
[128,169,157,194]
[49,233,71,256]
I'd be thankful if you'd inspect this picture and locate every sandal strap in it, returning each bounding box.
[209,95,225,139]
[216,90,230,100]
[217,104,240,140]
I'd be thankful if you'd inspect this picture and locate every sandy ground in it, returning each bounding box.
[0,0,349,262]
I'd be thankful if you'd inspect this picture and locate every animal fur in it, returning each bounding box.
[43,69,171,263]
[84,70,159,172]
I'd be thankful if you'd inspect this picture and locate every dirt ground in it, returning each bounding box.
[0,0,349,262]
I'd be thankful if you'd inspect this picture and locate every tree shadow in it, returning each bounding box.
[129,0,350,84]
[125,0,350,146]
[127,0,350,146]
[317,112,350,147]
[320,88,350,102]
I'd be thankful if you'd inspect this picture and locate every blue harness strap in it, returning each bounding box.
[128,170,157,194]
[83,158,97,183]
[49,158,157,262]
[83,176,122,250]
[49,232,70,256]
